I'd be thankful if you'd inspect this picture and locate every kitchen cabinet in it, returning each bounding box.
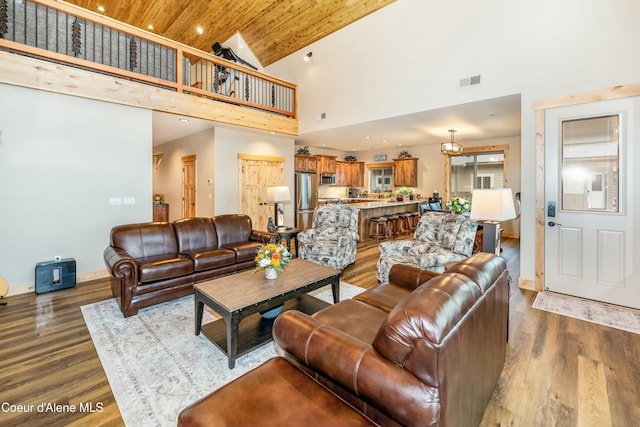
[153,203,169,222]
[316,155,337,175]
[295,154,318,173]
[393,158,418,187]
[336,161,364,186]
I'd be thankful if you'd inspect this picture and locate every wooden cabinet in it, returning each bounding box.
[316,155,337,175]
[295,155,318,173]
[393,158,418,187]
[336,161,364,186]
[153,203,169,222]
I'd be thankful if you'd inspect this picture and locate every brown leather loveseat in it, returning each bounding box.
[178,252,510,427]
[104,214,276,317]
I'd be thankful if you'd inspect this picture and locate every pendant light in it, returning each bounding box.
[441,129,463,155]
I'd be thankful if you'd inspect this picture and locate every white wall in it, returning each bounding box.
[154,128,216,221]
[0,84,152,295]
[267,0,640,283]
[213,128,295,224]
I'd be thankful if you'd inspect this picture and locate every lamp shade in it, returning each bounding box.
[470,188,516,221]
[266,186,291,203]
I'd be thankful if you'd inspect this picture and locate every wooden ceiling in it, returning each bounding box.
[64,0,396,66]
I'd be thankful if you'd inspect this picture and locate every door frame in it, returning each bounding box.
[532,82,640,291]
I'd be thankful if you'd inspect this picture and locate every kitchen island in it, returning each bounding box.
[355,200,420,241]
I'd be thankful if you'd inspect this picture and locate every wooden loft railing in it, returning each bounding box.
[0,0,298,126]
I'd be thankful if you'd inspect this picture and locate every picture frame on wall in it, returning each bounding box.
[373,154,387,161]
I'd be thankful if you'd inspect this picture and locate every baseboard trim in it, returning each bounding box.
[7,269,109,297]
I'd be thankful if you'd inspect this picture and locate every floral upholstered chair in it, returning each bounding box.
[376,211,478,283]
[297,204,360,270]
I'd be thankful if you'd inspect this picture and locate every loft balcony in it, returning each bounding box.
[0,0,298,136]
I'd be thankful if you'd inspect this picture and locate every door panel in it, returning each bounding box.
[598,230,624,286]
[544,97,640,309]
[239,158,284,230]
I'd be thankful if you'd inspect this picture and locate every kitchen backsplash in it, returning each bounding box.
[318,186,348,199]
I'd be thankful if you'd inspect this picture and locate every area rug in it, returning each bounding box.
[532,291,640,334]
[81,283,364,427]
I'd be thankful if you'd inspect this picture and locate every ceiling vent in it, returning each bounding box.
[459,74,481,88]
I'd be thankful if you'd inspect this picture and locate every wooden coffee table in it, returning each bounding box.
[194,258,341,368]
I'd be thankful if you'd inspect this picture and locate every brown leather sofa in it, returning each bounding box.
[177,252,510,427]
[104,214,277,317]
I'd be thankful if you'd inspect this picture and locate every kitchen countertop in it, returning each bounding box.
[353,200,421,209]
[318,198,421,209]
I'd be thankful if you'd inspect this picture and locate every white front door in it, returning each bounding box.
[544,97,640,309]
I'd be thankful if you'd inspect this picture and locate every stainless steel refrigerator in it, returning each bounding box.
[295,172,318,230]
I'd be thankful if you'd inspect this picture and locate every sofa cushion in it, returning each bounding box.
[413,245,468,271]
[137,255,194,283]
[414,212,464,250]
[354,284,412,312]
[372,273,482,387]
[177,357,376,427]
[313,299,388,343]
[221,241,263,263]
[111,222,179,259]
[298,240,341,258]
[212,214,254,246]
[184,248,236,271]
[173,217,219,253]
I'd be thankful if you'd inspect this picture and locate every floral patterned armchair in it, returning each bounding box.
[297,204,360,270]
[376,211,478,283]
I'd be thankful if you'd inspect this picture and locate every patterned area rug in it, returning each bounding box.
[81,283,364,427]
[532,291,640,334]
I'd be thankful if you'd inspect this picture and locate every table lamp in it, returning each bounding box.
[266,186,291,228]
[469,188,516,255]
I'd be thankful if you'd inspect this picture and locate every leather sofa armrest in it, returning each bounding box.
[274,310,440,426]
[249,230,279,244]
[104,246,137,279]
[388,264,440,291]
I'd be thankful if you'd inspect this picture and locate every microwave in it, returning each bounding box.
[321,174,336,185]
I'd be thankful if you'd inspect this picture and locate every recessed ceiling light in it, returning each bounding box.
[196,26,204,35]
[97,5,105,12]
[381,140,387,143]
[364,136,371,140]
[147,24,154,30]
[178,118,189,123]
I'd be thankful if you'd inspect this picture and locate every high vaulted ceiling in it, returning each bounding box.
[65,0,396,66]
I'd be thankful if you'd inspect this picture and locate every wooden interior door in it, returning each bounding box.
[182,155,196,218]
[239,155,284,230]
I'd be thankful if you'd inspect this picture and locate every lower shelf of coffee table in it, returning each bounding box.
[200,294,330,359]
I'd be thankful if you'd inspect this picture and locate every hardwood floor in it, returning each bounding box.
[1,238,639,426]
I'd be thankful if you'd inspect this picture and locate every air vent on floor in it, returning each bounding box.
[459,74,481,88]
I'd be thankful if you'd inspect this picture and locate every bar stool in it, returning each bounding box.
[408,211,420,230]
[398,213,413,236]
[369,217,388,241]
[386,215,401,239]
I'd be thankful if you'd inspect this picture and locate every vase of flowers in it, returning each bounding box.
[447,196,471,215]
[254,243,291,279]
